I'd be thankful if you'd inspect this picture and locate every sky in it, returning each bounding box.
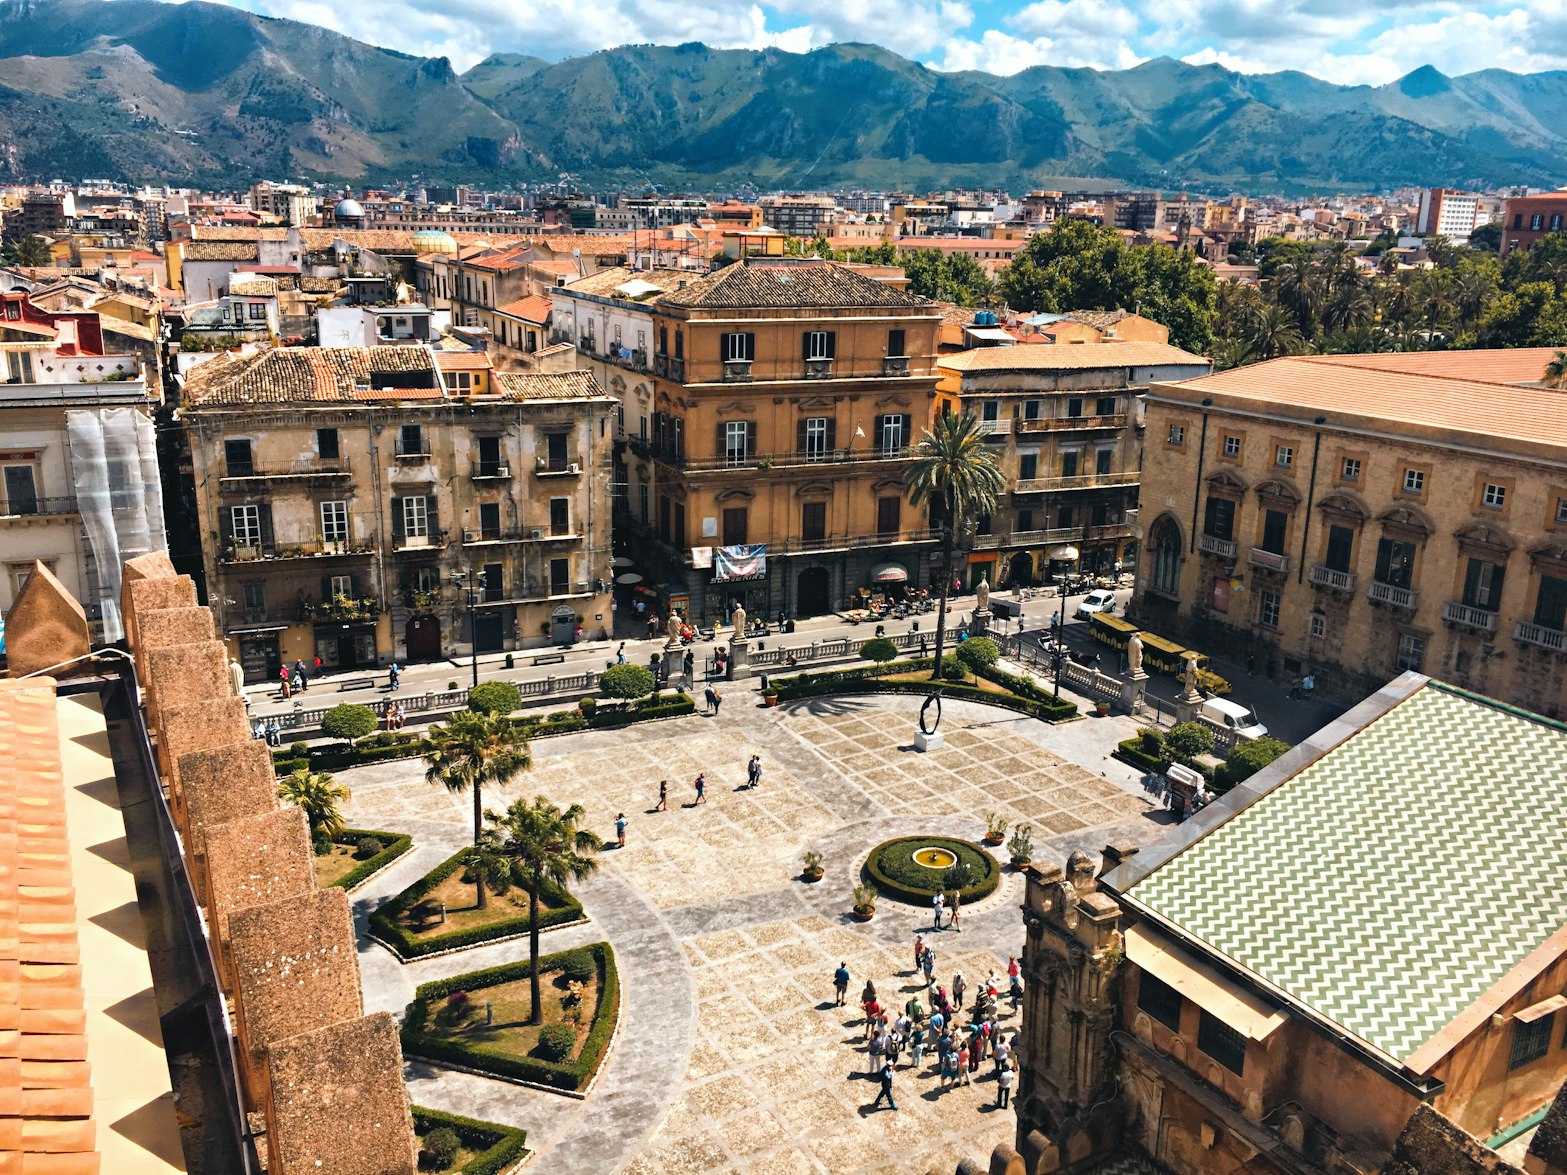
[207,0,1567,85]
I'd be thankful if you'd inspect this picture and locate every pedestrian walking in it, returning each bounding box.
[923,947,936,989]
[693,773,706,804]
[885,1029,902,1069]
[912,934,925,974]
[684,649,695,678]
[1302,672,1316,699]
[953,972,966,1011]
[928,1008,945,1038]
[904,993,924,1022]
[1009,973,1024,1011]
[932,890,944,931]
[867,1029,885,1074]
[910,1024,925,1069]
[746,754,762,789]
[950,889,962,933]
[292,659,308,691]
[616,642,626,665]
[614,812,628,848]
[956,1042,971,1085]
[996,1062,1014,1108]
[704,685,718,714]
[862,994,881,1038]
[993,1036,1011,1075]
[388,662,401,691]
[711,685,722,714]
[312,654,323,677]
[656,780,668,812]
[833,962,850,1007]
[871,1061,898,1111]
[279,664,291,699]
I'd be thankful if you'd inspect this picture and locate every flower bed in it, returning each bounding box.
[313,828,413,891]
[862,835,1000,906]
[401,943,618,1094]
[368,847,583,959]
[410,1106,527,1175]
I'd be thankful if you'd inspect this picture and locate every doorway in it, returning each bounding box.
[797,566,830,616]
[1007,552,1033,587]
[474,612,504,653]
[405,615,442,661]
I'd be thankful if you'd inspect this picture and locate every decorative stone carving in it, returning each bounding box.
[4,561,89,678]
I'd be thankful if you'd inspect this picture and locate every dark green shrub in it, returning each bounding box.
[863,836,999,905]
[577,695,597,717]
[320,702,377,745]
[1139,727,1166,755]
[537,1022,576,1062]
[1165,721,1217,765]
[410,1108,525,1175]
[422,1126,461,1170]
[601,662,656,699]
[940,653,967,680]
[468,681,522,716]
[956,637,1000,672]
[330,830,413,890]
[289,741,309,757]
[355,836,385,859]
[1215,735,1291,790]
[312,834,333,857]
[560,953,595,985]
[859,637,899,664]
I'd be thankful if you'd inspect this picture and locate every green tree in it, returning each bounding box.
[859,637,899,664]
[320,702,377,745]
[486,796,601,1025]
[955,636,999,673]
[1240,302,1306,363]
[1,235,52,268]
[276,768,351,840]
[903,411,1005,682]
[600,662,656,700]
[1468,221,1503,253]
[1215,736,1290,789]
[1546,350,1567,389]
[1480,282,1567,347]
[423,712,531,909]
[468,680,522,716]
[1164,721,1216,765]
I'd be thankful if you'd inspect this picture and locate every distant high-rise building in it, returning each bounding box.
[1416,187,1481,239]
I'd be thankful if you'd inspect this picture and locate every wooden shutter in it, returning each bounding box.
[825,331,837,359]
[802,332,811,360]
[743,332,755,361]
[391,497,404,540]
[320,576,333,601]
[825,418,837,451]
[427,498,439,538]
[797,418,808,454]
[717,420,729,457]
[746,421,757,456]
[219,507,234,544]
[257,503,274,547]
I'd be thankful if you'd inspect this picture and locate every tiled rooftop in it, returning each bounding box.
[1294,346,1567,387]
[181,346,437,406]
[657,261,929,310]
[495,294,553,323]
[492,370,607,401]
[183,242,259,263]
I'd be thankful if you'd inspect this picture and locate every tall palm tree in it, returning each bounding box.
[424,711,531,909]
[2,235,52,268]
[1545,350,1567,390]
[1242,302,1306,362]
[904,411,1005,681]
[277,768,351,841]
[487,796,601,1025]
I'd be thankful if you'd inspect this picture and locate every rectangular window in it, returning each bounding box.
[319,500,348,543]
[803,330,836,360]
[1261,509,1288,555]
[479,501,501,540]
[1275,445,1293,468]
[1310,614,1325,638]
[1023,400,1041,421]
[1463,558,1505,611]
[887,328,906,357]
[549,557,570,595]
[1402,468,1425,495]
[3,466,38,515]
[724,421,751,466]
[1096,396,1117,417]
[1325,525,1354,572]
[1067,398,1084,419]
[876,496,901,536]
[1482,483,1507,510]
[1018,453,1038,481]
[1222,435,1241,458]
[1017,509,1034,532]
[721,332,755,362]
[546,433,568,468]
[1535,575,1567,630]
[1341,457,1361,482]
[400,424,424,456]
[241,580,266,621]
[483,562,503,602]
[1062,450,1079,478]
[549,497,571,535]
[1396,632,1425,672]
[401,495,428,538]
[1375,538,1417,588]
[1509,1015,1554,1070]
[316,428,339,459]
[225,438,254,477]
[328,574,353,598]
[722,507,748,545]
[1258,589,1281,629]
[638,483,649,523]
[1553,213,1564,232]
[1197,1011,1246,1076]
[981,400,1000,422]
[1095,449,1113,476]
[877,414,909,453]
[1532,214,1545,231]
[1557,498,1567,525]
[1203,497,1236,541]
[1137,974,1183,1032]
[801,501,826,541]
[230,504,262,547]
[1168,424,1185,446]
[247,302,267,320]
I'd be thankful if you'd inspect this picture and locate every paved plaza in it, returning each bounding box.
[336,692,1169,1174]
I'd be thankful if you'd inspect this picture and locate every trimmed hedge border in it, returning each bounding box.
[410,1106,528,1175]
[272,692,696,775]
[401,942,619,1095]
[1114,738,1216,784]
[330,828,413,892]
[863,835,1001,906]
[772,657,1078,722]
[368,847,584,960]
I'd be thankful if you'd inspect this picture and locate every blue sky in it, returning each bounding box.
[209,0,1567,84]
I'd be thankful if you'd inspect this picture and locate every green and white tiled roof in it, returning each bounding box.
[1130,681,1567,1065]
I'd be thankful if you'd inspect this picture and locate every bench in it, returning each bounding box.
[531,652,566,666]
[338,677,377,692]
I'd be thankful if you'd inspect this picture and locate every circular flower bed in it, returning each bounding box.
[863,836,1000,906]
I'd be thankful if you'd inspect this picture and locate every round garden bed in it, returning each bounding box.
[862,836,1000,906]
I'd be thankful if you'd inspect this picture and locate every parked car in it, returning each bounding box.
[1074,589,1118,621]
[1200,697,1269,741]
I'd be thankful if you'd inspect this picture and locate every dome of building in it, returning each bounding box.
[412,229,458,255]
[333,198,365,222]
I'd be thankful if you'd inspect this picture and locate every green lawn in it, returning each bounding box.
[420,968,602,1063]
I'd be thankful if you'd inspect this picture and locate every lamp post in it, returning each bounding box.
[452,569,488,689]
[1047,544,1079,700]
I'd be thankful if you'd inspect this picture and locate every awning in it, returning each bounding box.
[1124,924,1288,1041]
[228,625,288,635]
[870,562,908,583]
[1513,995,1567,1023]
[964,327,1016,342]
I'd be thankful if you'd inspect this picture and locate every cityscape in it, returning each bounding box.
[2,3,1567,1175]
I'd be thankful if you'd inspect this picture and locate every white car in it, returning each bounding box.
[1074,589,1118,621]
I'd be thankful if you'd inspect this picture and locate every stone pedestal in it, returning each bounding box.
[1174,686,1205,725]
[728,636,752,680]
[1120,669,1148,715]
[914,730,944,752]
[970,609,992,637]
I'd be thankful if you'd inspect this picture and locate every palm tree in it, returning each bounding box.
[277,768,351,841]
[424,711,531,909]
[2,235,52,268]
[1546,350,1567,390]
[1241,302,1306,362]
[487,796,601,1025]
[903,411,1005,681]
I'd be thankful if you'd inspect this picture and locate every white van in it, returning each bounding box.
[1200,697,1268,741]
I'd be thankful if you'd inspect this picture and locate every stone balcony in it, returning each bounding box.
[1247,548,1291,574]
[1441,600,1498,633]
[1368,580,1418,610]
[1308,564,1356,591]
[1514,619,1567,652]
[1198,534,1238,559]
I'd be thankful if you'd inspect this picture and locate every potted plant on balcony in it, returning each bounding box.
[802,850,824,883]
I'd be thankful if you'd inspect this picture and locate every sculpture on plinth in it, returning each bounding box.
[919,688,943,736]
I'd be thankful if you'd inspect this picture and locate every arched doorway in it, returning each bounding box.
[1148,515,1183,596]
[1007,552,1033,587]
[797,566,830,617]
[405,615,441,662]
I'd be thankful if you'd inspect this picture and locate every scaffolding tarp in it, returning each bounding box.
[67,407,167,642]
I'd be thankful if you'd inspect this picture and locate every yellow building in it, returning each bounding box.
[180,345,615,680]
[1135,347,1567,714]
[643,261,946,621]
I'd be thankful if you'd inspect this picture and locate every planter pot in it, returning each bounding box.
[1095,701,1111,716]
[852,908,875,922]
[802,869,824,883]
[982,835,1004,846]
[763,694,779,707]
[1011,858,1032,871]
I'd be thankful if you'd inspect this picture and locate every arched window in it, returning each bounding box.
[1150,515,1183,596]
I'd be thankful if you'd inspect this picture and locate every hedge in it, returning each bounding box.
[330,828,413,891]
[411,1106,528,1175]
[771,657,1078,722]
[863,836,1000,906]
[272,693,695,774]
[1115,737,1215,784]
[402,943,619,1093]
[368,847,583,959]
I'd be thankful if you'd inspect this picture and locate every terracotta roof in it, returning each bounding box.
[189,226,291,242]
[492,370,606,401]
[657,262,928,310]
[939,340,1209,373]
[298,277,341,294]
[496,294,552,324]
[227,278,277,297]
[1296,347,1566,387]
[561,267,693,298]
[435,351,491,371]
[1160,353,1567,451]
[99,318,157,343]
[184,241,258,262]
[1060,308,1134,330]
[182,345,439,406]
[529,259,584,276]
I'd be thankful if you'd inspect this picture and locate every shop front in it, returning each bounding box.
[232,626,285,683]
[314,621,378,671]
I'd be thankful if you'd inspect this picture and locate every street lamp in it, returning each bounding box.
[1047,544,1079,700]
[451,569,488,689]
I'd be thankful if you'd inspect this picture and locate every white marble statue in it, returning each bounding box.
[731,603,747,639]
[1127,633,1143,676]
[975,575,989,613]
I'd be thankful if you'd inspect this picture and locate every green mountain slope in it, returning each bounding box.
[0,0,1563,192]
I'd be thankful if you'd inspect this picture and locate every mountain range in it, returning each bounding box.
[1,0,1565,193]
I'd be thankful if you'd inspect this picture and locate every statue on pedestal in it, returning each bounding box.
[730,603,747,641]
[1182,654,1201,698]
[1127,633,1144,677]
[919,688,943,735]
[975,575,989,613]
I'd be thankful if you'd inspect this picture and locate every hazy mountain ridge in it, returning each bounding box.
[0,0,1563,192]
